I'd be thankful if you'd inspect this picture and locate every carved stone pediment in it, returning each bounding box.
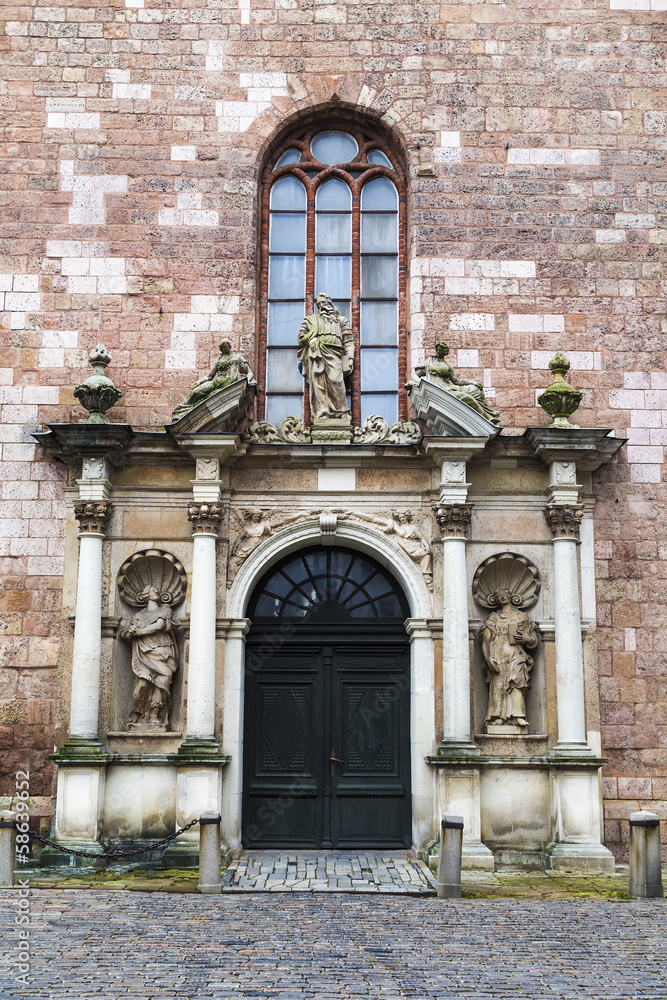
[408,376,501,439]
[167,377,256,435]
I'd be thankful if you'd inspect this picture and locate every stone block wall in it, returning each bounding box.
[1,0,666,857]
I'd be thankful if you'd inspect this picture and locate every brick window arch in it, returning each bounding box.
[258,123,407,427]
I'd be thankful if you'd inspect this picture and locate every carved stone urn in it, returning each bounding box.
[73,344,122,423]
[537,352,582,428]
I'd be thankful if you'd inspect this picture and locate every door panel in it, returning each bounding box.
[243,639,410,848]
[243,653,323,847]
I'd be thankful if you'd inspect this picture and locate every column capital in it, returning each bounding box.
[435,503,473,539]
[545,503,583,541]
[188,502,223,536]
[73,499,112,535]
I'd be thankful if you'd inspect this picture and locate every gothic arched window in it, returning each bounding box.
[259,124,407,428]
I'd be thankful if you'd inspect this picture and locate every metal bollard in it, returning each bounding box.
[0,811,16,888]
[628,811,664,899]
[436,812,464,899]
[198,811,222,895]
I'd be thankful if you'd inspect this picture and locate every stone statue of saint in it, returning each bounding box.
[351,509,433,587]
[479,588,539,730]
[415,341,500,425]
[118,585,180,729]
[172,339,255,421]
[297,293,354,420]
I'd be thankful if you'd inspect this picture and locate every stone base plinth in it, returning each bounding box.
[311,416,353,443]
[545,842,616,875]
[38,841,106,870]
[484,723,527,736]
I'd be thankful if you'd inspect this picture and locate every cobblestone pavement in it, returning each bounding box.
[2,889,666,1000]
[220,851,436,894]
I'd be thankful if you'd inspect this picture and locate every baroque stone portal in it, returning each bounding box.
[117,550,185,731]
[172,339,255,421]
[297,294,354,420]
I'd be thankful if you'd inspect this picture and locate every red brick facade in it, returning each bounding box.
[1,0,666,858]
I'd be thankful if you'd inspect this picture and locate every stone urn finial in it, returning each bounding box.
[537,351,582,428]
[73,344,122,423]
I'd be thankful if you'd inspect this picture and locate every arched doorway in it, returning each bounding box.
[242,545,411,849]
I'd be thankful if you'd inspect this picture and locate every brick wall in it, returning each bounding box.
[1,0,666,856]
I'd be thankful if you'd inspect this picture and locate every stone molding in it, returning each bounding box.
[545,503,583,540]
[188,502,223,536]
[73,499,112,535]
[435,503,473,539]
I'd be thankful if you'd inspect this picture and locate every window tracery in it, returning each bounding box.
[259,124,406,427]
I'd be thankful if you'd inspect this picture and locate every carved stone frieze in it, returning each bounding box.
[227,506,311,584]
[434,503,473,539]
[73,499,112,534]
[545,503,583,540]
[188,502,223,535]
[243,417,311,444]
[352,416,423,446]
[343,508,432,587]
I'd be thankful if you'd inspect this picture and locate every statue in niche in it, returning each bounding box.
[414,342,500,425]
[350,509,433,588]
[119,586,180,731]
[172,339,255,421]
[479,588,540,732]
[227,507,312,585]
[297,293,354,420]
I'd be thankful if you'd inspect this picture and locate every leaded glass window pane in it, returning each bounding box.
[266,349,302,392]
[367,149,393,168]
[360,348,398,392]
[267,301,306,346]
[361,213,397,253]
[360,393,398,426]
[270,175,306,210]
[275,149,301,168]
[265,393,303,425]
[316,214,352,254]
[269,256,306,299]
[311,132,359,165]
[361,256,398,299]
[361,177,398,211]
[316,178,352,211]
[315,256,351,300]
[270,214,306,253]
[360,301,397,345]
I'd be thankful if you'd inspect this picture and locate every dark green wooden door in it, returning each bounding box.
[242,547,411,849]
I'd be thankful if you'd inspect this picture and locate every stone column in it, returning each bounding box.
[545,503,590,752]
[436,502,476,752]
[182,501,223,753]
[67,500,111,742]
[220,618,251,850]
[405,619,436,853]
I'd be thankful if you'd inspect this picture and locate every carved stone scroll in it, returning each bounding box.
[243,417,311,444]
[545,503,583,540]
[435,503,473,539]
[352,415,423,445]
[73,499,112,534]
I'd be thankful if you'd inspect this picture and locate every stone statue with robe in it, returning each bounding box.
[416,341,501,425]
[297,294,354,420]
[119,585,180,730]
[479,588,539,731]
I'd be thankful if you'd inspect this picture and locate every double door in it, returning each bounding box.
[242,636,411,848]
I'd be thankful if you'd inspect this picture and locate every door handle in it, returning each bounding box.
[329,749,344,776]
